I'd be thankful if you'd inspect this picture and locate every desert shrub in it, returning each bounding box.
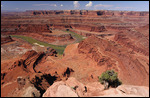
[98,70,122,89]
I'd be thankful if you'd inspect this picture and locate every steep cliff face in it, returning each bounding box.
[1,24,51,33]
[77,36,149,86]
[1,10,149,37]
[1,35,14,44]
[17,24,50,32]
[31,10,149,17]
[97,10,149,16]
[71,24,106,32]
[1,49,74,97]
[21,33,75,44]
[114,30,149,56]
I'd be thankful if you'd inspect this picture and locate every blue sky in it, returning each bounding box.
[1,1,149,11]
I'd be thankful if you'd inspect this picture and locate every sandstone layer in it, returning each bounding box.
[1,35,14,44]
[31,10,149,17]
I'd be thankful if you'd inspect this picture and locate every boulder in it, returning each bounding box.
[42,81,66,97]
[65,77,85,97]
[43,77,149,97]
[22,86,41,97]
[85,82,104,96]
[43,77,104,97]
[17,76,26,90]
[43,78,82,97]
[55,85,78,97]
[116,85,149,97]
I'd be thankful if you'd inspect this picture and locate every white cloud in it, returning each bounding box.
[86,1,92,7]
[1,5,3,7]
[33,4,57,7]
[33,4,49,6]
[94,4,113,8]
[60,4,63,7]
[16,8,19,10]
[53,4,57,7]
[73,1,80,8]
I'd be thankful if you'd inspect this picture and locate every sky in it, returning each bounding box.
[1,1,149,11]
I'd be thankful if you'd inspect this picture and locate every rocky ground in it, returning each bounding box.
[43,77,149,97]
[1,10,149,97]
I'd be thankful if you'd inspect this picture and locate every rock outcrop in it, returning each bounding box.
[43,80,78,97]
[31,10,149,17]
[1,10,149,45]
[45,47,57,57]
[5,76,41,97]
[21,86,41,97]
[8,50,46,73]
[114,30,149,56]
[1,49,75,97]
[43,77,149,97]
[1,35,14,44]
[42,77,90,97]
[77,35,149,86]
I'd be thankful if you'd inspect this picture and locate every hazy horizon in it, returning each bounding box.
[1,1,149,12]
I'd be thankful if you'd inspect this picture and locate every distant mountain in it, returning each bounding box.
[1,10,25,13]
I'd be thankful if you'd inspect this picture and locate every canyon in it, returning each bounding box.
[1,10,149,97]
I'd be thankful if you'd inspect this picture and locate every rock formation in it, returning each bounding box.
[1,35,14,44]
[1,49,75,97]
[1,10,149,97]
[114,31,149,56]
[31,10,149,17]
[43,77,149,97]
[77,35,149,86]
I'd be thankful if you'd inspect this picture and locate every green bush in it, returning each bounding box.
[98,70,122,88]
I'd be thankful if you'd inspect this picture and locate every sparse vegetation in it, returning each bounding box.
[98,70,122,89]
[10,30,86,55]
[10,35,66,55]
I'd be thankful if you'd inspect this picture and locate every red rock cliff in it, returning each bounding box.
[31,10,149,17]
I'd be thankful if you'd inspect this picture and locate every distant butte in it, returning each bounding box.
[30,10,149,17]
